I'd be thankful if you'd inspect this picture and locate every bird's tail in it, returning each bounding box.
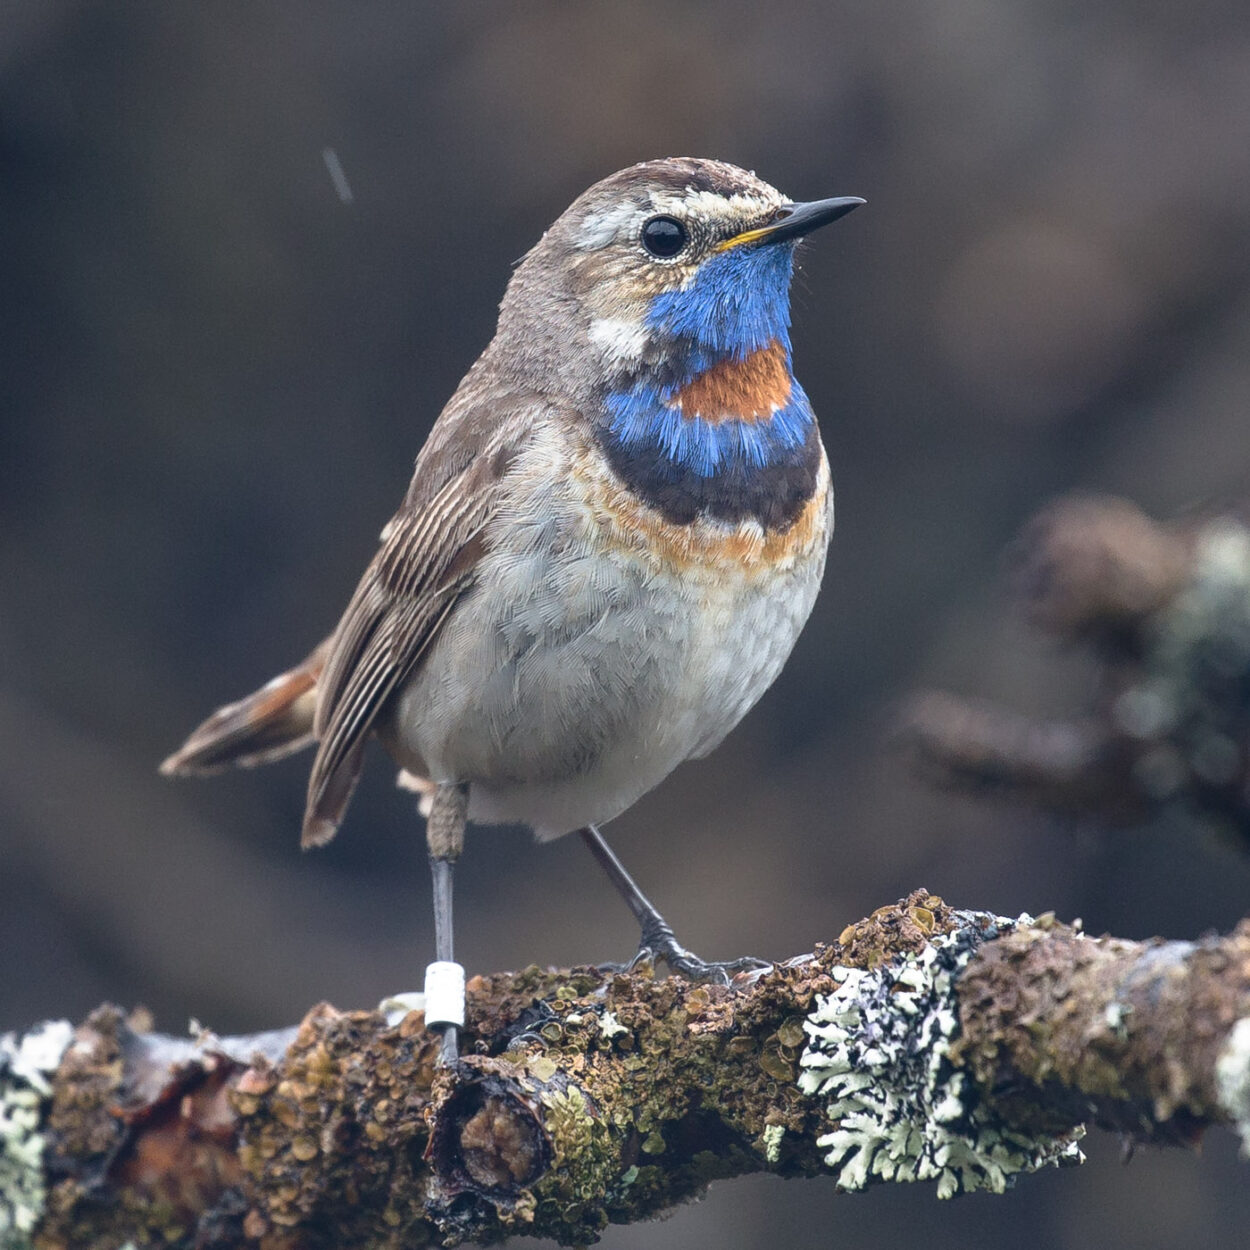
[160,639,330,777]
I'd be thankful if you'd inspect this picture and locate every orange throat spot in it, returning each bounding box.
[671,339,793,424]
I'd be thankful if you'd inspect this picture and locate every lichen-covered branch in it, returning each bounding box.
[899,495,1250,842]
[6,891,1250,1248]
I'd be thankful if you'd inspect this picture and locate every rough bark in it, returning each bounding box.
[5,891,1250,1249]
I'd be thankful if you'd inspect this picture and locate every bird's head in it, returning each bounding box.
[498,157,862,386]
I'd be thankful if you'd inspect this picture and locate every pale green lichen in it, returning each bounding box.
[762,1123,785,1165]
[1,1020,73,1249]
[798,917,1083,1198]
[535,1083,617,1239]
[597,1011,628,1040]
[1103,1000,1131,1040]
[542,1087,596,1166]
[1215,1016,1250,1156]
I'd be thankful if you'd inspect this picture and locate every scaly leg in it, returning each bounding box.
[577,825,770,985]
[426,782,469,1064]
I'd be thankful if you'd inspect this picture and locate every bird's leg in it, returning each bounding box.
[577,825,771,985]
[425,782,469,1064]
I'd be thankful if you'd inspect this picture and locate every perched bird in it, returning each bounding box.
[163,158,862,1060]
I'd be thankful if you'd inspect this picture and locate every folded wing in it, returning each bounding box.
[302,429,521,848]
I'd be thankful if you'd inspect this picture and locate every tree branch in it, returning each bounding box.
[898,495,1250,842]
[5,890,1250,1248]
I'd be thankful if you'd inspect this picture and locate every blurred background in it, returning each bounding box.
[4,2,1250,1246]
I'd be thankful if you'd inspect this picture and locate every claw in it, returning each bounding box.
[628,920,771,985]
[592,943,770,985]
[627,947,659,975]
[663,949,772,985]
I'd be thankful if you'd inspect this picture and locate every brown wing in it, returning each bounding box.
[301,425,521,848]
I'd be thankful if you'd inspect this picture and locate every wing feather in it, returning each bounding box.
[301,420,523,847]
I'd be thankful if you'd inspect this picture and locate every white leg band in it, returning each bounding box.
[423,960,466,1028]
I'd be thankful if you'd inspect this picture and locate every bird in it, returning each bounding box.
[162,157,863,1062]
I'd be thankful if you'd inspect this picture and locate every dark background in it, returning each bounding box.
[4,3,1250,1247]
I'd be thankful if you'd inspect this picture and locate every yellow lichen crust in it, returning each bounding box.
[233,1002,443,1247]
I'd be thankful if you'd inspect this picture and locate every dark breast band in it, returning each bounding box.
[596,417,822,530]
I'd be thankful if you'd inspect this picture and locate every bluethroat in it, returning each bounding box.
[163,158,863,1061]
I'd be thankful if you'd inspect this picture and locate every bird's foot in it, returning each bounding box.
[628,918,772,986]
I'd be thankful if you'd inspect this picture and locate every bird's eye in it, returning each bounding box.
[640,215,688,259]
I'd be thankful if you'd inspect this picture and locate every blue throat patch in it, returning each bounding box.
[646,236,797,358]
[604,240,813,478]
[596,241,821,529]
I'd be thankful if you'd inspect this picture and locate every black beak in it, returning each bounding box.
[765,196,866,244]
[719,195,865,251]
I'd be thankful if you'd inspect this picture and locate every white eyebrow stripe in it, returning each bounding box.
[674,189,779,220]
